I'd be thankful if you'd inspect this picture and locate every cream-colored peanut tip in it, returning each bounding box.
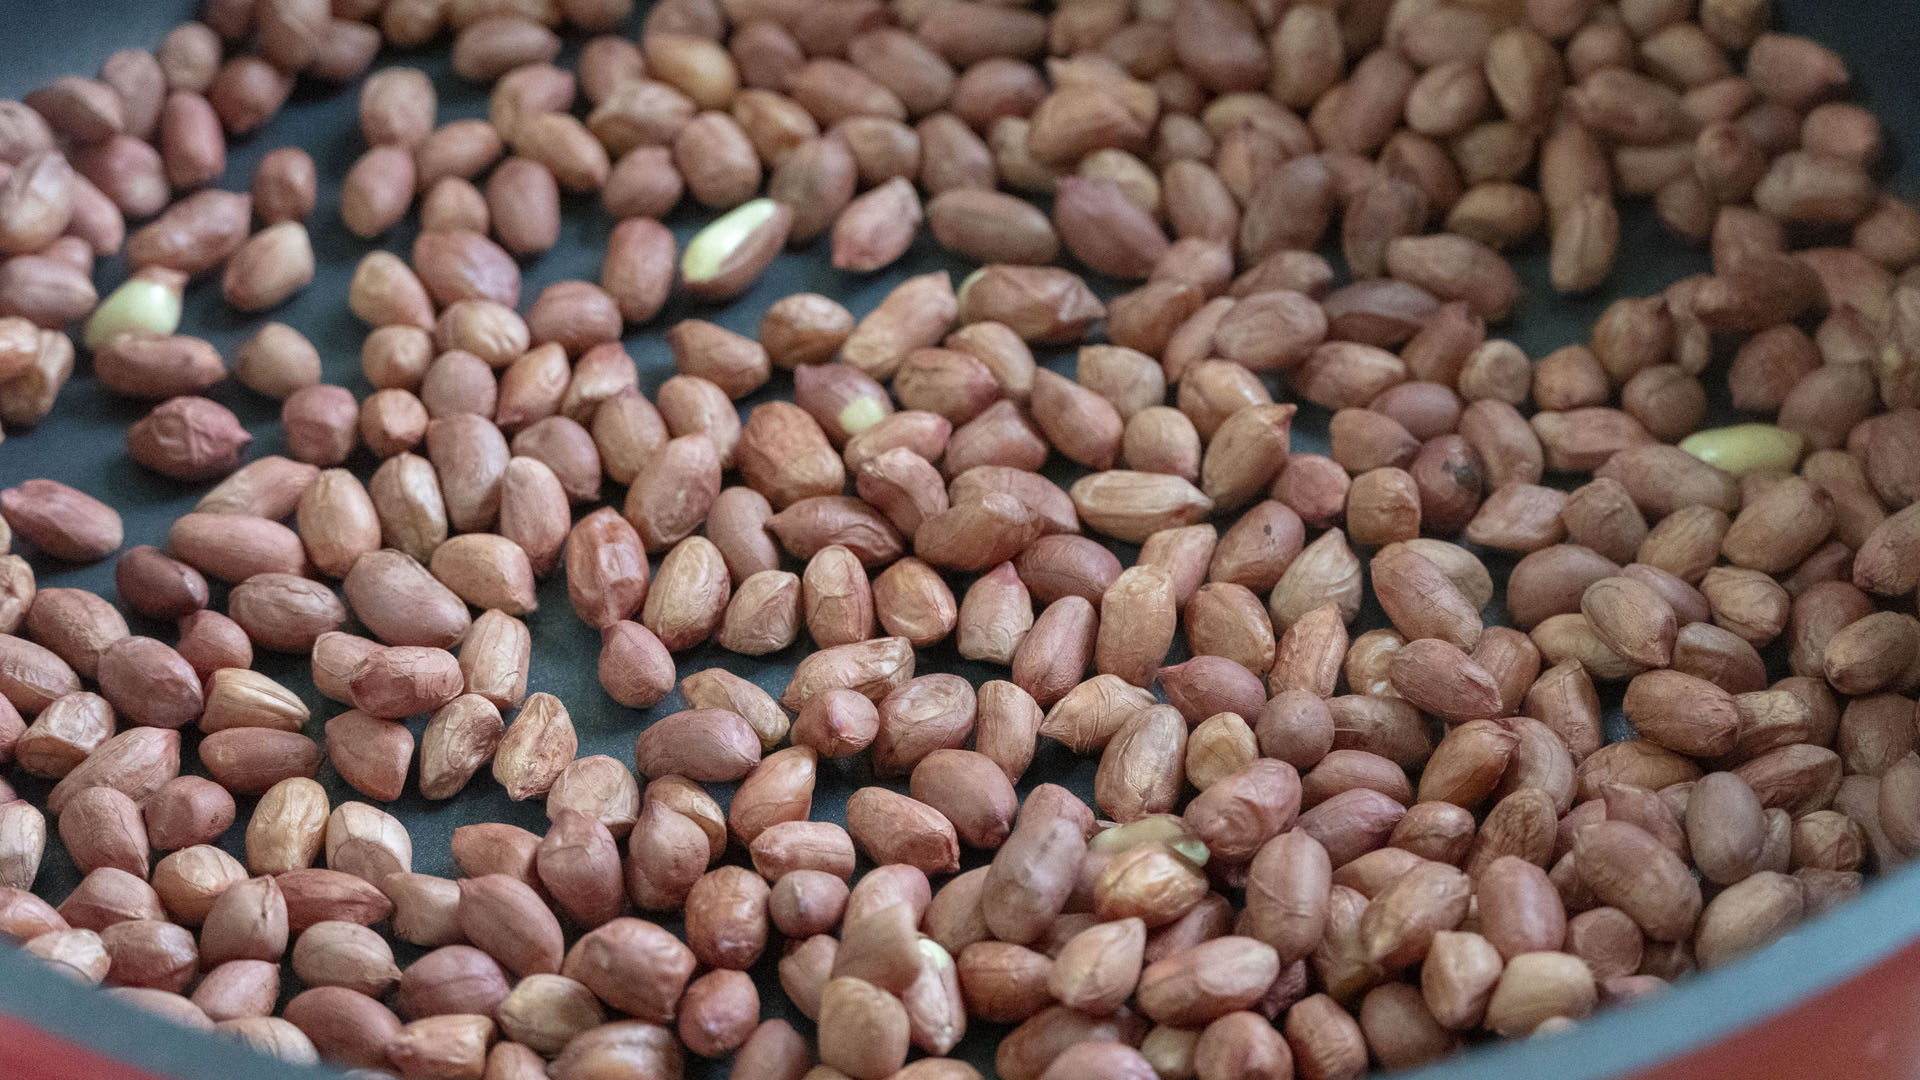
[838,396,888,436]
[1087,816,1208,867]
[916,936,954,965]
[682,198,780,283]
[955,266,986,309]
[1679,423,1805,476]
[84,277,184,349]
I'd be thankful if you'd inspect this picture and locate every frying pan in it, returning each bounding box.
[0,1,1916,1077]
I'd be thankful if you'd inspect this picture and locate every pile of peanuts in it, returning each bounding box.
[0,0,1917,1077]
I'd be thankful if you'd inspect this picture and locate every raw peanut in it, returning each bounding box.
[593,621,672,709]
[677,865,770,975]
[1572,821,1701,942]
[168,521,302,604]
[1353,859,1470,971]
[189,958,279,1023]
[668,968,754,1059]
[1037,673,1154,755]
[727,746,817,848]
[281,986,399,1069]
[911,493,1041,574]
[141,776,234,853]
[396,943,511,1023]
[92,636,200,730]
[1190,714,1267,791]
[493,693,575,802]
[60,863,165,931]
[291,920,401,999]
[1090,837,1205,922]
[560,919,694,1025]
[625,798,711,912]
[1134,936,1279,1028]
[632,707,760,784]
[1686,771,1768,886]
[188,459,312,523]
[1094,704,1186,823]
[1270,529,1364,633]
[846,788,960,875]
[1621,670,1742,757]
[1824,612,1920,696]
[667,320,771,403]
[873,674,975,777]
[792,688,880,761]
[0,883,65,942]
[200,873,289,967]
[199,669,308,735]
[818,977,910,1080]
[1477,856,1567,960]
[445,612,526,718]
[230,323,320,403]
[1090,566,1175,689]
[958,939,1052,1027]
[928,188,1059,264]
[1418,929,1503,1031]
[641,536,730,652]
[278,384,362,465]
[583,393,662,487]
[737,402,844,509]
[99,918,199,993]
[855,448,946,539]
[681,198,792,301]
[893,347,1000,426]
[15,692,113,780]
[529,811,622,932]
[22,588,127,681]
[239,777,327,877]
[655,375,738,471]
[457,874,563,980]
[1387,640,1503,724]
[1159,656,1264,728]
[832,900,922,995]
[125,395,251,482]
[670,669,784,754]
[948,563,1036,668]
[0,798,46,888]
[1069,471,1213,543]
[200,728,321,796]
[1179,751,1295,856]
[0,249,98,328]
[1371,543,1483,649]
[1197,405,1294,513]
[1,479,122,562]
[525,282,620,360]
[1053,175,1168,279]
[221,221,313,312]
[839,271,959,383]
[322,710,414,804]
[427,534,537,617]
[222,574,343,655]
[0,558,32,640]
[833,177,923,272]
[1693,870,1807,970]
[564,508,649,630]
[540,757,640,846]
[1016,536,1121,607]
[1385,234,1521,321]
[1483,951,1597,1036]
[414,697,503,803]
[869,557,953,647]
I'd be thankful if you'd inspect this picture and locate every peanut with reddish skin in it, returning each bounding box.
[0,4,1915,1077]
